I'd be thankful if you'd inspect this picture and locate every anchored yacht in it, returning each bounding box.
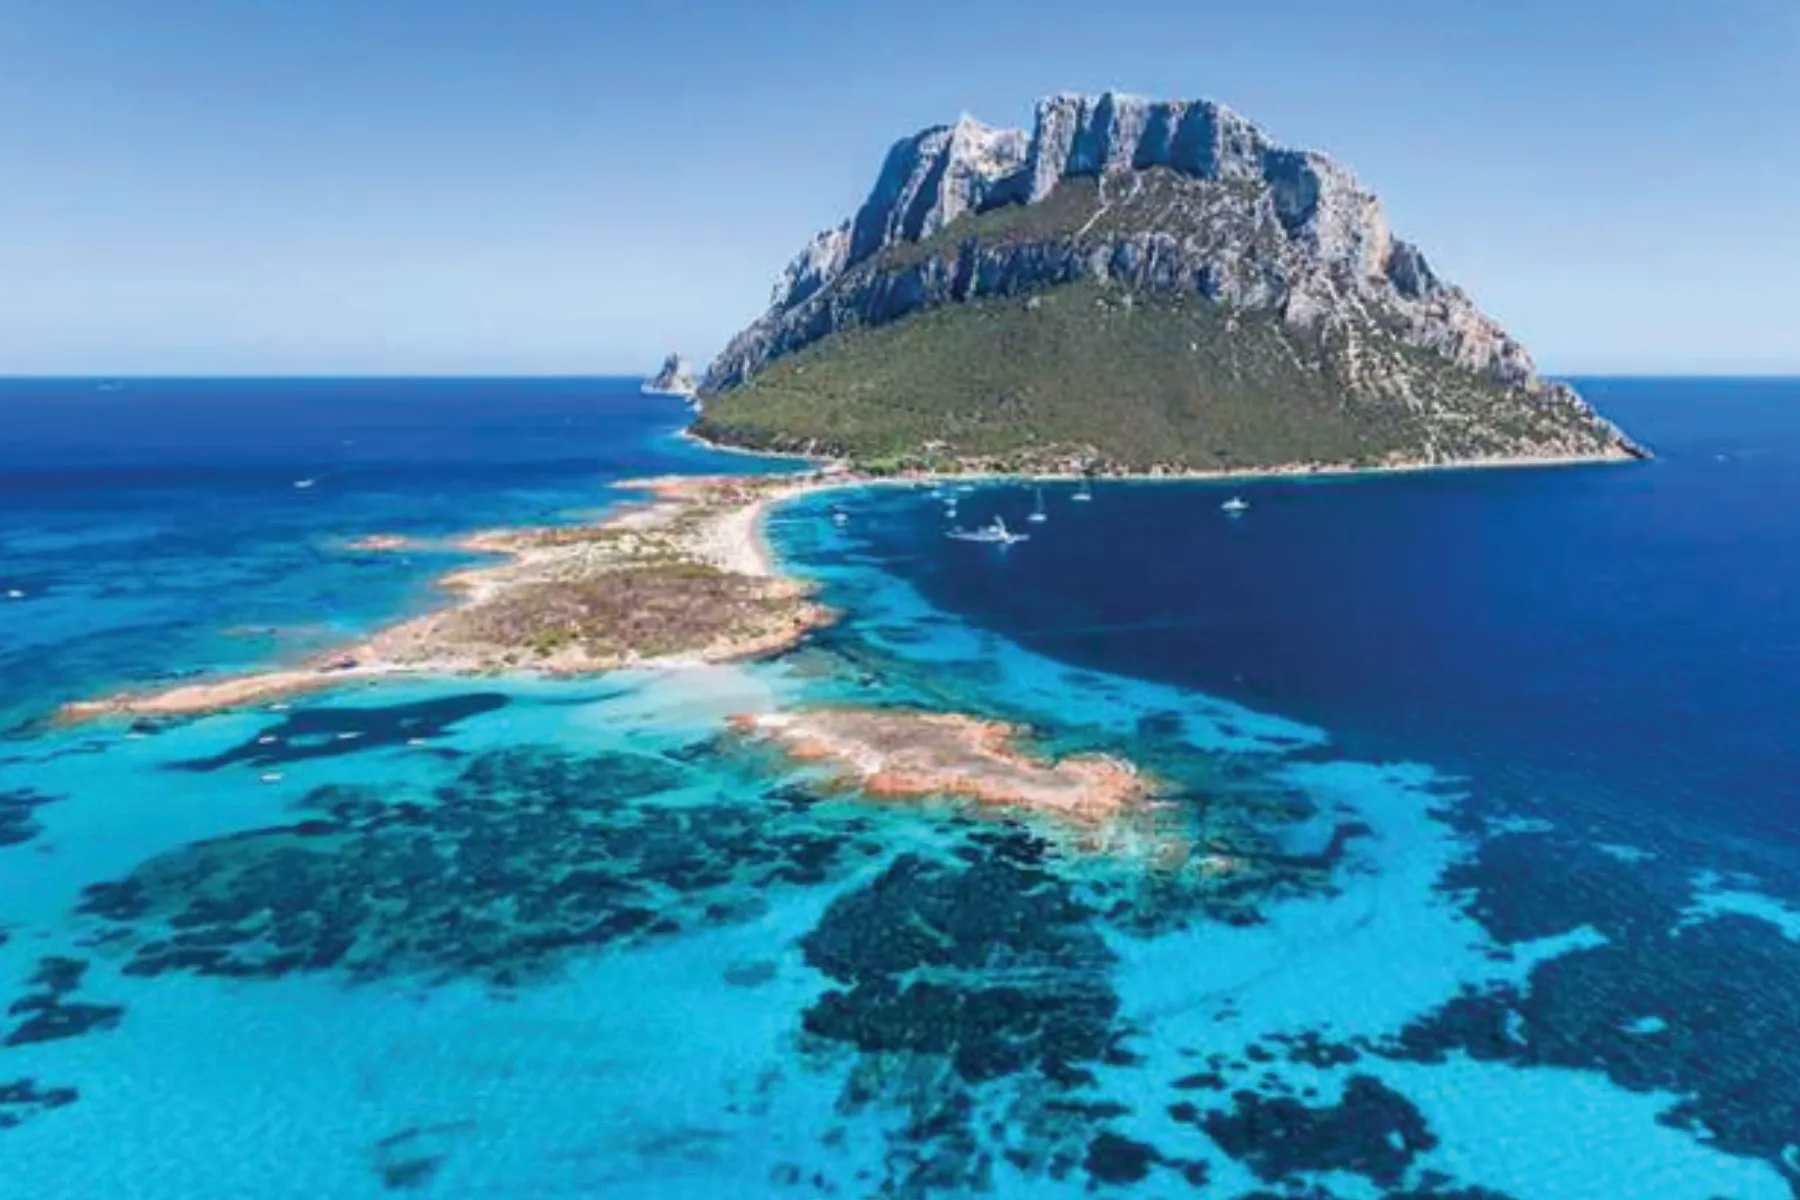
[946,516,1029,545]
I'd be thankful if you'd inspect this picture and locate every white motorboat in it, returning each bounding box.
[946,516,1029,545]
[1221,496,1249,514]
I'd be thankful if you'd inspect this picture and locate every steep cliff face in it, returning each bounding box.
[700,91,1641,469]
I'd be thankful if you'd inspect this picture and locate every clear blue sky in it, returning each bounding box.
[1,0,1794,375]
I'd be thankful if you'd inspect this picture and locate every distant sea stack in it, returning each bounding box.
[642,352,698,398]
[695,91,1645,473]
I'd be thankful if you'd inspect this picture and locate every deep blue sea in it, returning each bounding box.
[2,376,1798,1199]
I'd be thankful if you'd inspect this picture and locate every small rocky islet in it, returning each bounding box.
[640,351,699,398]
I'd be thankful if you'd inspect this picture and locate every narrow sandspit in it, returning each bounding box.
[730,706,1155,825]
[343,534,433,553]
[59,474,831,723]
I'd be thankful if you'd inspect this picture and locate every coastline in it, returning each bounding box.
[682,420,1644,484]
[56,473,829,724]
[56,436,1640,725]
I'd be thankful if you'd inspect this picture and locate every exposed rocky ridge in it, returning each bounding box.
[699,91,1642,468]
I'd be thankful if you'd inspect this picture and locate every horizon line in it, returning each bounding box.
[2,371,1799,383]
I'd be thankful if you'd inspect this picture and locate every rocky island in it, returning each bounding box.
[641,352,698,398]
[732,707,1151,824]
[695,91,1644,474]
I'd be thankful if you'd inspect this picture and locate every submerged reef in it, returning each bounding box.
[75,744,883,987]
[792,840,1212,1195]
[170,693,508,772]
[800,850,1120,1083]
[3,956,123,1049]
[369,1121,478,1192]
[46,658,1385,1196]
[1181,1075,1436,1187]
[0,786,61,849]
[1371,817,1800,1191]
[0,1078,78,1133]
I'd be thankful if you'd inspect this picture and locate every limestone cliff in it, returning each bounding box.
[699,92,1643,470]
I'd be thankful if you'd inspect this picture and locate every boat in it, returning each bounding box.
[1072,478,1093,502]
[293,478,317,490]
[4,589,23,600]
[831,508,849,526]
[1027,488,1048,523]
[946,516,1029,545]
[1221,496,1249,514]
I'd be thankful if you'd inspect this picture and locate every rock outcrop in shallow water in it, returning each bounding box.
[697,91,1644,471]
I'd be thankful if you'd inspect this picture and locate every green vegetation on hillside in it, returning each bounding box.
[695,281,1609,472]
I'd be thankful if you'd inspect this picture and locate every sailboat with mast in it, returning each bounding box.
[1028,488,1048,523]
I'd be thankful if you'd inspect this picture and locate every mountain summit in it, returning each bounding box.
[697,92,1642,472]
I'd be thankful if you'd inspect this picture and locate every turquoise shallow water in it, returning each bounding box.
[2,378,1798,1198]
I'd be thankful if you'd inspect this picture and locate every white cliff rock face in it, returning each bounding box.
[770,223,851,310]
[704,90,1581,406]
[1024,93,1269,199]
[845,116,1030,266]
